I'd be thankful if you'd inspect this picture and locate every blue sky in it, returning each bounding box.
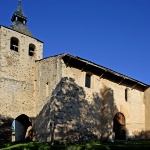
[1,0,150,84]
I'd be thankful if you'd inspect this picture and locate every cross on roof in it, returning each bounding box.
[18,0,21,6]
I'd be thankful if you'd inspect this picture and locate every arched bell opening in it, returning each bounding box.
[12,114,33,142]
[113,112,126,140]
[28,43,35,56]
[10,37,19,52]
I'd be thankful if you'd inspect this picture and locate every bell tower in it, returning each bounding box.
[0,0,43,142]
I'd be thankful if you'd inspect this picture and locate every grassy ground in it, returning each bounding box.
[1,141,150,150]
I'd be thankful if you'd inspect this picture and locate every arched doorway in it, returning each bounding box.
[113,112,126,140]
[12,114,33,141]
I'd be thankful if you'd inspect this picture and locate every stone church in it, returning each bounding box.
[1,1,150,143]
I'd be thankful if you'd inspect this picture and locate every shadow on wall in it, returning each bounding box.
[1,76,150,143]
[93,86,119,140]
[1,77,149,143]
[0,115,13,142]
[34,77,119,143]
[126,130,150,140]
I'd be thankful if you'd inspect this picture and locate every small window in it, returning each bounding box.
[46,82,49,97]
[10,37,19,52]
[125,88,129,101]
[18,17,25,24]
[85,74,91,88]
[29,44,35,56]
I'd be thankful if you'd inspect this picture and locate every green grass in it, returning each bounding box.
[1,141,150,150]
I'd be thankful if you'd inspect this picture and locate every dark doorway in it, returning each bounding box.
[12,114,32,141]
[113,112,126,140]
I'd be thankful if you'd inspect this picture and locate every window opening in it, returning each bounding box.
[46,82,49,97]
[29,44,35,56]
[85,74,91,88]
[125,88,128,101]
[10,37,19,52]
[17,17,26,24]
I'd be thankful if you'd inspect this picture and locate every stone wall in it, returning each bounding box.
[0,26,43,119]
[0,115,13,142]
[61,58,145,138]
[0,26,3,79]
[0,26,43,82]
[0,77,34,121]
[33,56,146,142]
[35,56,62,115]
[34,77,116,143]
[144,88,150,139]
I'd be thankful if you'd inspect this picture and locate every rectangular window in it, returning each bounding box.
[85,74,91,88]
[125,88,128,101]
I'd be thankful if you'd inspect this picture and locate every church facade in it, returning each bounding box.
[0,1,150,143]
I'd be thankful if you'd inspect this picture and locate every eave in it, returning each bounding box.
[62,54,149,92]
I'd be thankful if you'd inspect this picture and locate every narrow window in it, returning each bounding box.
[29,44,35,56]
[46,82,49,97]
[125,88,128,101]
[85,74,91,88]
[10,37,19,52]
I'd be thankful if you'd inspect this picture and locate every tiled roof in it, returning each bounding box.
[10,21,32,37]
